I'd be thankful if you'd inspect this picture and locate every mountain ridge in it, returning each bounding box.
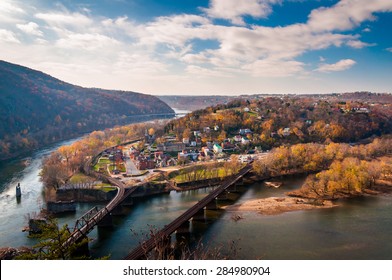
[0,60,174,161]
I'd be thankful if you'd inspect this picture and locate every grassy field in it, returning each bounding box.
[108,163,126,173]
[172,165,231,184]
[93,157,112,173]
[69,172,94,183]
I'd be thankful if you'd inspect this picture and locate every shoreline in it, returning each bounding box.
[223,197,337,215]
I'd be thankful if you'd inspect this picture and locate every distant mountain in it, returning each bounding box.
[158,95,237,111]
[159,92,392,112]
[0,60,174,160]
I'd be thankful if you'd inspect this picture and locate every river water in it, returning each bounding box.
[1,138,392,259]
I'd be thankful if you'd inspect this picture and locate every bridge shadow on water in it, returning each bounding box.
[86,184,250,259]
[172,187,249,260]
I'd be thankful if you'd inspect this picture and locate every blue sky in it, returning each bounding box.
[0,0,391,95]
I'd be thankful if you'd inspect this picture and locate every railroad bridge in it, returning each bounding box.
[124,164,253,260]
[61,138,143,252]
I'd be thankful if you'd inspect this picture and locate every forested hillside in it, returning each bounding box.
[0,60,174,160]
[165,94,392,149]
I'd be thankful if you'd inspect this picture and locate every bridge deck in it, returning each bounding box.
[62,138,142,251]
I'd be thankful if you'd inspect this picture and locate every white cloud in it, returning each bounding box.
[243,59,305,77]
[16,22,43,37]
[308,0,392,32]
[202,0,281,25]
[346,39,374,49]
[1,0,391,94]
[136,14,212,47]
[56,33,119,51]
[186,65,232,77]
[316,59,356,72]
[35,11,93,33]
[0,0,26,23]
[386,47,392,52]
[0,29,20,43]
[114,52,169,75]
[362,27,371,32]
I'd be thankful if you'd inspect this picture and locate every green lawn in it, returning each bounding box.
[69,173,94,183]
[108,163,126,173]
[173,166,231,184]
[100,186,117,192]
[93,157,113,173]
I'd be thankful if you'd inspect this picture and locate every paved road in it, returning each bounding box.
[124,151,141,176]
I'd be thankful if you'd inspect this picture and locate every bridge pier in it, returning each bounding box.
[216,191,229,201]
[111,205,125,216]
[192,209,205,222]
[176,220,190,234]
[175,221,191,256]
[227,184,241,193]
[122,197,133,207]
[205,200,218,210]
[235,177,244,186]
[152,235,172,260]
[98,214,113,228]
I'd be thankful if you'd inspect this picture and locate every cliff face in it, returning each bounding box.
[0,60,174,160]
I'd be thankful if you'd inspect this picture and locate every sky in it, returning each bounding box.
[0,0,392,95]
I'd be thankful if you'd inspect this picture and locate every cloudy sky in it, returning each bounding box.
[1,0,392,95]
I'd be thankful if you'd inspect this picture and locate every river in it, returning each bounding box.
[1,129,392,259]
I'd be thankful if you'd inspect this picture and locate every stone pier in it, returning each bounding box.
[205,200,218,210]
[97,214,113,228]
[192,209,205,221]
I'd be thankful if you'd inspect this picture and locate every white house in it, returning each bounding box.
[241,137,250,145]
[213,144,223,154]
[182,137,190,145]
[239,128,252,135]
[233,135,242,142]
[193,131,201,137]
[283,128,291,137]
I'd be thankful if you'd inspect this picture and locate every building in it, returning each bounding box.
[178,152,199,161]
[157,142,186,152]
[283,128,291,137]
[202,147,211,157]
[239,128,252,135]
[213,143,223,154]
[233,135,242,142]
[193,131,201,137]
[241,137,250,145]
[182,137,190,145]
[135,156,155,170]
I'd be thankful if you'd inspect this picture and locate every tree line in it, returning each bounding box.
[252,136,392,199]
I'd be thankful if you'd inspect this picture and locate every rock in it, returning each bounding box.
[28,218,47,235]
[264,181,283,188]
[0,247,31,260]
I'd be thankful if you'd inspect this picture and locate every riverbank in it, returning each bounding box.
[223,178,392,216]
[223,197,336,215]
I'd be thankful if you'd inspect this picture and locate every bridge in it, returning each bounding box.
[62,172,140,250]
[124,163,253,260]
[61,138,143,251]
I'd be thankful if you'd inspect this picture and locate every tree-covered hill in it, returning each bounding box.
[165,94,392,150]
[0,60,174,160]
